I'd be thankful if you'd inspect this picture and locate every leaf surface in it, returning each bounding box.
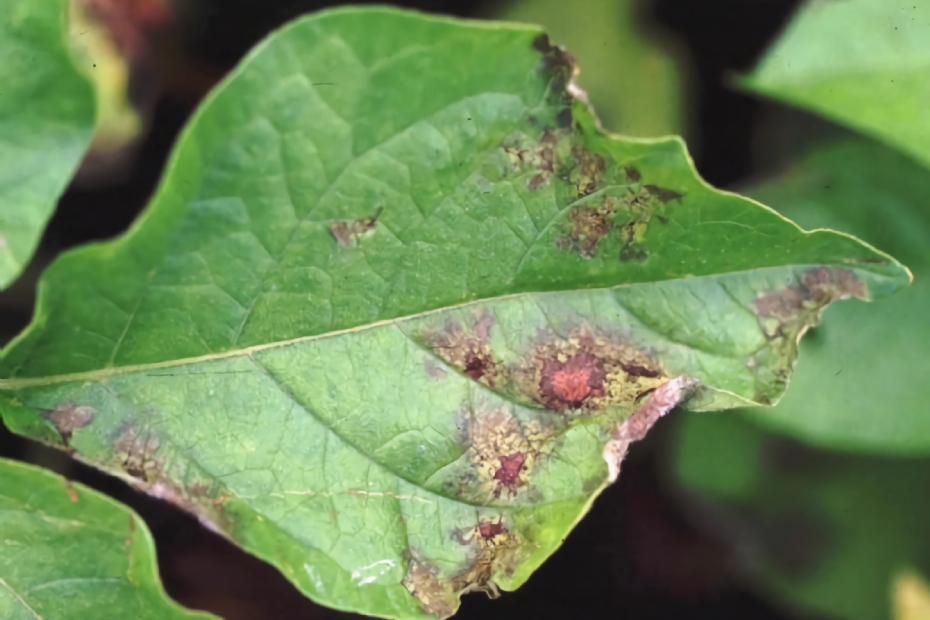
[672,412,930,620]
[0,7,909,619]
[0,457,215,620]
[742,0,930,168]
[0,0,95,288]
[737,138,930,453]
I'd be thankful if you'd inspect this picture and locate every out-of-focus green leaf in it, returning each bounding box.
[494,0,685,136]
[743,0,930,168]
[0,457,215,620]
[738,138,930,453]
[0,7,908,619]
[0,0,96,289]
[672,412,930,620]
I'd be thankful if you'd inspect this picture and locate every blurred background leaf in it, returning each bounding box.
[488,0,688,137]
[742,0,930,169]
[0,0,95,289]
[671,411,930,620]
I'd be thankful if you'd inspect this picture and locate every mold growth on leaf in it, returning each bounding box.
[428,314,503,387]
[42,403,95,444]
[512,329,667,414]
[330,207,381,247]
[459,406,555,498]
[402,558,457,619]
[749,267,866,401]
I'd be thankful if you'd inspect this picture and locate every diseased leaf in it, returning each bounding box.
[0,7,909,619]
[492,0,686,136]
[0,0,96,289]
[736,138,930,453]
[672,412,930,620]
[0,457,215,620]
[742,0,930,168]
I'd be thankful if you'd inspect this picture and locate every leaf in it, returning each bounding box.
[741,0,930,168]
[0,0,96,289]
[0,7,909,619]
[733,138,930,453]
[672,412,930,620]
[491,0,686,136]
[0,457,215,620]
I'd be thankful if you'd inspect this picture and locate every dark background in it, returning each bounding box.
[0,1,826,618]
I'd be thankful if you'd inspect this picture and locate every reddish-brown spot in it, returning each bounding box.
[479,520,506,539]
[494,453,527,487]
[213,496,226,506]
[540,353,605,408]
[624,166,641,182]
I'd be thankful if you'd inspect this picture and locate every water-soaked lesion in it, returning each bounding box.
[749,267,867,402]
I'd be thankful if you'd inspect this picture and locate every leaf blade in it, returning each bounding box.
[0,7,910,619]
[0,457,215,620]
[0,0,95,289]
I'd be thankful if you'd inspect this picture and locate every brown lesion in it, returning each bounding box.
[115,426,163,481]
[330,207,382,248]
[753,267,866,324]
[427,315,502,387]
[450,516,521,598]
[113,425,227,527]
[749,267,867,401]
[43,403,95,444]
[460,406,554,499]
[402,558,458,619]
[513,329,668,414]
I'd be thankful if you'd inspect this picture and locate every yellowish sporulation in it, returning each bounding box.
[428,315,503,387]
[451,516,522,597]
[512,328,667,414]
[462,406,554,498]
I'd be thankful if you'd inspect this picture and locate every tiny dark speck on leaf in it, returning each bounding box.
[533,33,552,53]
[835,367,843,376]
[624,166,641,182]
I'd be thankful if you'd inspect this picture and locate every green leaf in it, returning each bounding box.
[737,138,930,453]
[0,0,96,289]
[0,7,909,619]
[0,457,215,620]
[742,0,930,168]
[492,0,685,136]
[672,412,930,620]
